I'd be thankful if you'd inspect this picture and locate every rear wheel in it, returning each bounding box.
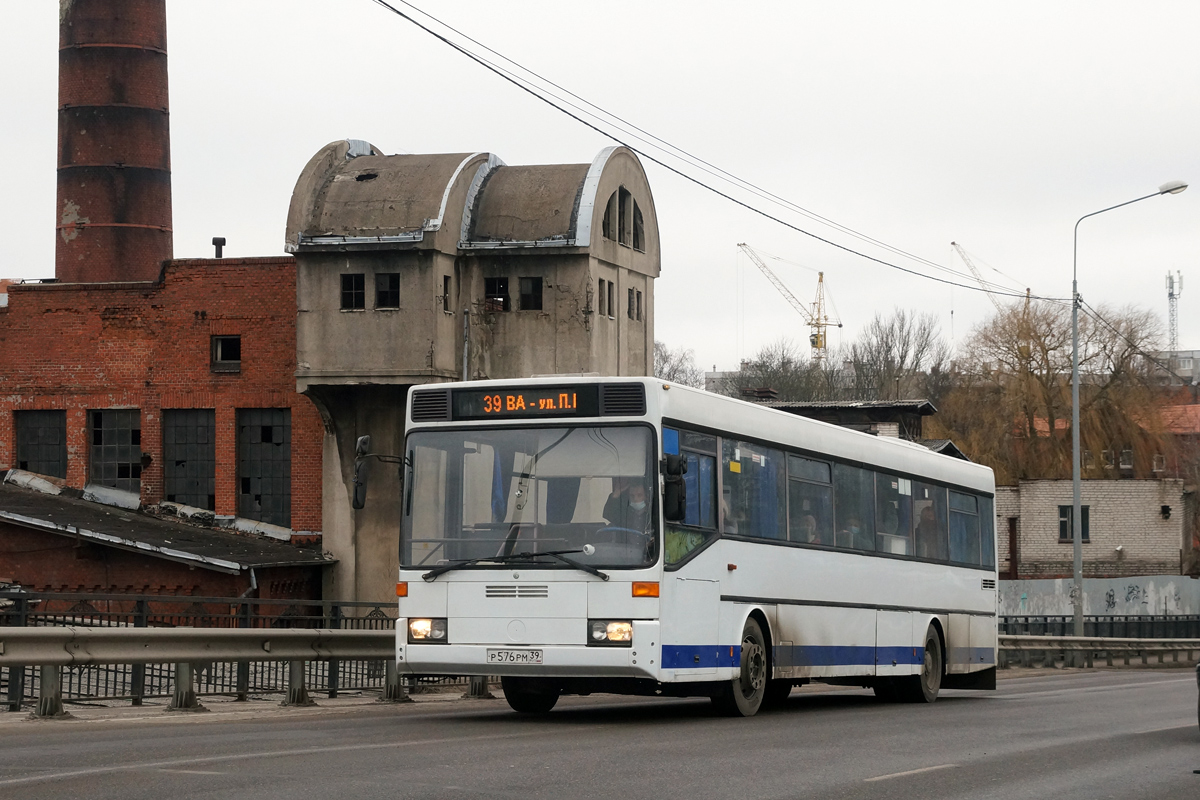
[501,677,559,714]
[898,626,943,704]
[712,617,768,717]
[763,679,793,708]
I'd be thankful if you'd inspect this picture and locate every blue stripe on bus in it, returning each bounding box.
[661,645,741,669]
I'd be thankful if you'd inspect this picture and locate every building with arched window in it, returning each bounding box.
[285,141,660,601]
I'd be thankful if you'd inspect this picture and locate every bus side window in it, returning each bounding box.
[979,495,996,568]
[833,464,875,551]
[949,491,981,565]
[913,482,948,561]
[787,454,833,545]
[665,429,718,566]
[723,439,786,540]
[683,451,716,528]
[875,473,912,555]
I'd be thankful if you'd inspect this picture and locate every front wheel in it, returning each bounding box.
[712,617,768,717]
[501,677,559,714]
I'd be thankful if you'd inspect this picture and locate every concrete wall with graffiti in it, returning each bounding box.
[1000,575,1200,616]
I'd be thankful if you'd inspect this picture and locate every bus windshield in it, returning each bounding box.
[401,425,657,570]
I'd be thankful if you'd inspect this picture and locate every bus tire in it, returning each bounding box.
[763,679,793,708]
[712,617,768,717]
[501,677,559,714]
[900,626,943,704]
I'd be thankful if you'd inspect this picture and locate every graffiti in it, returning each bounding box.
[1124,585,1148,605]
[1104,589,1116,612]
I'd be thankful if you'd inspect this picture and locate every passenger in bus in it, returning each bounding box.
[838,516,873,550]
[915,505,944,559]
[798,514,820,544]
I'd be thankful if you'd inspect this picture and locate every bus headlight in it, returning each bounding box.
[408,618,448,643]
[588,619,633,646]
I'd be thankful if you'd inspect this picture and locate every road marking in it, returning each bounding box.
[1133,722,1196,735]
[157,769,225,775]
[0,727,575,788]
[865,764,957,782]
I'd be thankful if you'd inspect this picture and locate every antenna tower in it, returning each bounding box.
[1167,271,1183,352]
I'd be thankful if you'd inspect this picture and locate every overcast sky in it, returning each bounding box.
[3,1,1198,372]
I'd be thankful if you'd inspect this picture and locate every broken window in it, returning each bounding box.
[163,409,216,510]
[485,277,510,312]
[341,273,365,310]
[633,202,645,251]
[519,277,543,311]
[237,408,291,528]
[597,279,607,316]
[618,188,632,247]
[375,273,400,308]
[15,410,66,479]
[211,335,241,373]
[443,275,452,312]
[636,290,643,321]
[602,191,618,240]
[627,287,635,319]
[89,409,142,494]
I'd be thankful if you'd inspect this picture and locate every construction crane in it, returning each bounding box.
[1167,271,1183,353]
[737,243,842,361]
[951,241,1004,313]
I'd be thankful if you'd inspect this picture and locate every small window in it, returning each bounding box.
[618,188,631,246]
[636,290,643,321]
[1082,450,1094,469]
[341,274,365,310]
[607,281,615,318]
[633,202,645,251]
[442,275,452,312]
[1102,450,1115,469]
[627,287,635,319]
[484,277,510,312]
[15,410,67,479]
[597,279,607,316]
[1152,454,1166,473]
[1119,449,1133,470]
[375,273,400,308]
[602,192,618,241]
[211,335,241,373]
[519,277,543,311]
[1181,358,1193,369]
[1058,505,1090,542]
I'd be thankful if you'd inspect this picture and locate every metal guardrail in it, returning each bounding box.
[998,634,1200,669]
[1000,615,1200,639]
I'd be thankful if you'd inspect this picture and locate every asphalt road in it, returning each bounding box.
[0,670,1196,799]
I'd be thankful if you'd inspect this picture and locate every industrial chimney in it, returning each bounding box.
[56,0,172,283]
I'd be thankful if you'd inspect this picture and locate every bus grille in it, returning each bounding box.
[600,383,646,416]
[486,585,549,598]
[981,578,996,590]
[411,389,451,421]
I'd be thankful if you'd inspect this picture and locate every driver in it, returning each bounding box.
[603,480,651,532]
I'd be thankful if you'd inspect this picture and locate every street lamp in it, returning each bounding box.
[1071,180,1187,637]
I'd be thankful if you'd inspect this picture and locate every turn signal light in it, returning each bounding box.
[632,582,659,597]
[396,582,408,597]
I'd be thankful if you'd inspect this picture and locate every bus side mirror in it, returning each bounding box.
[663,455,687,522]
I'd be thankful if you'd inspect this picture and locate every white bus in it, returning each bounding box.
[388,377,997,716]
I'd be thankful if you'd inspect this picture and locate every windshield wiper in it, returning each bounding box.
[421,548,609,582]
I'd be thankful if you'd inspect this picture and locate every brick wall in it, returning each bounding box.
[1004,479,1184,578]
[995,486,1020,575]
[0,257,323,535]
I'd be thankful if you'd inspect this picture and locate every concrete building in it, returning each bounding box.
[285,140,660,602]
[996,479,1192,579]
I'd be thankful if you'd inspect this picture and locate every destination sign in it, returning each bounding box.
[452,385,600,420]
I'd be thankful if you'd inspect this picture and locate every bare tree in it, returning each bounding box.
[850,309,950,400]
[654,340,704,387]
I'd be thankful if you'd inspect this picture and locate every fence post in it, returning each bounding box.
[33,665,68,719]
[130,599,148,706]
[235,601,251,701]
[380,659,413,703]
[167,662,206,712]
[327,605,341,699]
[282,659,315,707]
[463,675,495,700]
[5,598,29,712]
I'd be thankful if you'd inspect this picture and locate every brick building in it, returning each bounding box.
[0,257,323,536]
[997,479,1191,579]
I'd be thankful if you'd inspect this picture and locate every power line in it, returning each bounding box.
[367,0,1066,303]
[1079,299,1188,385]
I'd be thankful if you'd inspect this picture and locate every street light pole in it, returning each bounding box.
[1071,180,1187,637]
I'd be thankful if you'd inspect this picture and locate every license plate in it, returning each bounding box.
[487,648,543,664]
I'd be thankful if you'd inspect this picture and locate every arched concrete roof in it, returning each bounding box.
[284,140,496,251]
[466,163,591,245]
